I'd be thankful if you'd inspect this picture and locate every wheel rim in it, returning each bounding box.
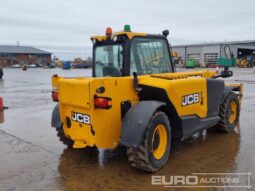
[152,124,167,160]
[229,100,237,124]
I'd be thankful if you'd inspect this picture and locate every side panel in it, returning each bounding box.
[140,77,208,118]
[168,78,207,118]
[181,115,220,139]
[139,76,224,139]
[206,79,225,117]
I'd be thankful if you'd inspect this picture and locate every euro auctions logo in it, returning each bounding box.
[152,175,198,186]
[151,173,252,188]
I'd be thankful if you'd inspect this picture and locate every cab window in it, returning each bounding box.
[95,44,123,77]
[130,38,172,75]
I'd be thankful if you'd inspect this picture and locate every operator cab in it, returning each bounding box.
[91,25,174,77]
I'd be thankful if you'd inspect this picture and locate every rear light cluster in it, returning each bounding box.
[94,96,112,109]
[52,86,59,102]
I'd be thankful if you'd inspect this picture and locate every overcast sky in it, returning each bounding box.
[1,0,255,60]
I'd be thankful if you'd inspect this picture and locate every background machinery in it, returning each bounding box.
[184,59,199,68]
[218,45,254,68]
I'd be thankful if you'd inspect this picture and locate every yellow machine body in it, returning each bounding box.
[52,69,242,149]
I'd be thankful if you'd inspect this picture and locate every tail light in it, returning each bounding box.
[94,96,112,109]
[52,86,59,102]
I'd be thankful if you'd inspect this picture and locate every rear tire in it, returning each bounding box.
[127,112,171,172]
[56,127,74,148]
[216,93,240,133]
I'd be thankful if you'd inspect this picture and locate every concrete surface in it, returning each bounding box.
[0,68,254,191]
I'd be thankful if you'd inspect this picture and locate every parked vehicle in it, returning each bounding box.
[0,68,3,79]
[62,61,71,70]
[12,64,21,68]
[185,59,199,68]
[27,64,37,68]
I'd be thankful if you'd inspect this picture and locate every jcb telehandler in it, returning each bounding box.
[51,25,242,172]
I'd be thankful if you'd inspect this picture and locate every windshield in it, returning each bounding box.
[95,44,123,77]
[130,38,172,75]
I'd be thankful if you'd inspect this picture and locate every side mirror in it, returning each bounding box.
[162,30,169,37]
[220,69,233,78]
[213,66,233,78]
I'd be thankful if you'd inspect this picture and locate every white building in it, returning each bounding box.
[172,40,255,67]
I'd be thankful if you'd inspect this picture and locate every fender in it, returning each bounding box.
[120,101,166,147]
[221,86,241,103]
[51,104,62,129]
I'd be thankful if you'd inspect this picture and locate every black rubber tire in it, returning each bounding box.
[56,127,74,148]
[127,112,171,172]
[216,93,240,133]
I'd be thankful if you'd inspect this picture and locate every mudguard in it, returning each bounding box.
[120,101,166,147]
[221,86,241,103]
[51,104,62,129]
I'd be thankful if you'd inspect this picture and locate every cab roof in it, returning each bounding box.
[90,31,147,42]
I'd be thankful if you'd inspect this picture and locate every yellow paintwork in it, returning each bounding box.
[52,69,242,149]
[139,75,208,117]
[151,69,216,79]
[90,35,107,42]
[53,75,138,149]
[152,124,167,160]
[90,31,147,41]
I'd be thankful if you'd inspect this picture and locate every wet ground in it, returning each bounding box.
[0,68,254,191]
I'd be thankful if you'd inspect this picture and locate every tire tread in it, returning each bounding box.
[127,111,168,172]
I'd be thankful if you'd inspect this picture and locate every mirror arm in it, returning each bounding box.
[213,66,233,79]
[133,72,142,92]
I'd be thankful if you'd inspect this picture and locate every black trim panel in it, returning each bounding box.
[207,79,224,117]
[181,115,220,139]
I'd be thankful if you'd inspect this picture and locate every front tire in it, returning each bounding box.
[216,93,240,132]
[127,112,171,172]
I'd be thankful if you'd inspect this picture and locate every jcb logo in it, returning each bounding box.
[182,93,200,106]
[71,112,91,125]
